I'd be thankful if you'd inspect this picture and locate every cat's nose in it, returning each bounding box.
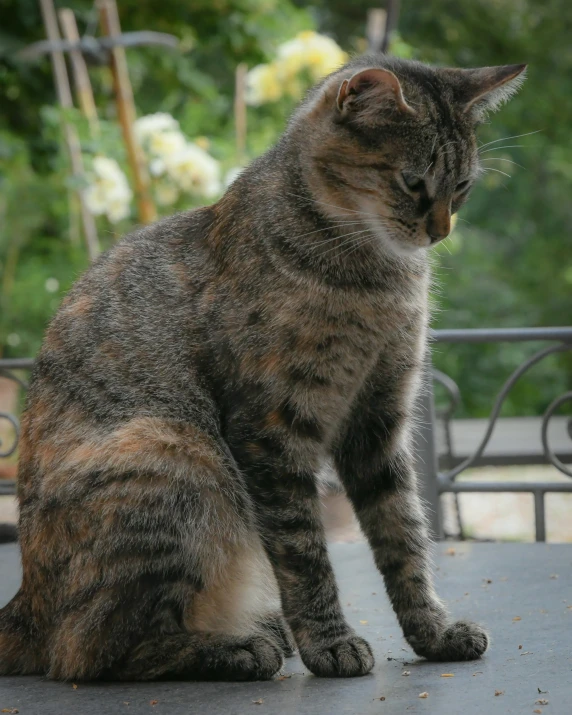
[426,205,451,243]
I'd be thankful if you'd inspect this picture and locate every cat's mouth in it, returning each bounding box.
[362,214,431,257]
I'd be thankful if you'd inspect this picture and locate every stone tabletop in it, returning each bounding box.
[1,542,570,715]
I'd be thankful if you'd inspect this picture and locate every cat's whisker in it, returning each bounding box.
[340,235,378,260]
[422,161,434,177]
[438,140,457,157]
[314,230,374,257]
[481,167,512,179]
[480,157,526,169]
[284,191,362,216]
[316,230,373,256]
[439,238,453,256]
[284,191,381,219]
[438,140,457,151]
[292,221,366,241]
[477,128,542,150]
[328,234,376,261]
[429,134,438,158]
[311,228,371,249]
[479,144,530,155]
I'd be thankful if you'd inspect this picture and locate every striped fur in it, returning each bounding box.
[0,56,525,680]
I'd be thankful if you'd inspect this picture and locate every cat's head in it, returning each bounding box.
[295,56,526,257]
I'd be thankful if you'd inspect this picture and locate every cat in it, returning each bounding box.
[0,55,526,681]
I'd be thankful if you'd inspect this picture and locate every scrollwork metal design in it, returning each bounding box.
[439,342,572,483]
[541,391,572,478]
[0,365,29,463]
[0,412,19,459]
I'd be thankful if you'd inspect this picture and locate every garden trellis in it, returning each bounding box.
[21,0,180,250]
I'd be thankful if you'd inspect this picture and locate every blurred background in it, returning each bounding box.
[0,0,571,540]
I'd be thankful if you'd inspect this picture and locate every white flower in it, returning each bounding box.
[277,31,347,83]
[148,129,187,159]
[164,143,221,198]
[299,31,347,79]
[224,166,244,188]
[245,32,347,106]
[85,155,133,224]
[45,277,59,293]
[135,113,221,200]
[134,113,180,143]
[149,158,166,177]
[135,113,186,168]
[106,199,131,224]
[246,63,282,106]
[7,333,21,347]
[155,181,180,206]
[84,183,108,216]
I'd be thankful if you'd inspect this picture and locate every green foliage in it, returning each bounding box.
[0,0,312,359]
[0,0,570,419]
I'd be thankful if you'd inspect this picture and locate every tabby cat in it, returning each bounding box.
[0,55,526,681]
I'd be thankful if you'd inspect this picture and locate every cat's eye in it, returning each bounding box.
[401,172,425,193]
[455,179,471,193]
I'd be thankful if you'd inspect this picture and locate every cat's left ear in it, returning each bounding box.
[449,64,527,115]
[336,68,416,118]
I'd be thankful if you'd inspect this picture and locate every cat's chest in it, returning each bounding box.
[260,284,425,426]
[293,291,415,376]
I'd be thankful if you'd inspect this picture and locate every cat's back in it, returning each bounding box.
[21,207,218,447]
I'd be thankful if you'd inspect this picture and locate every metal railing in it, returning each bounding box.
[2,329,572,541]
[0,358,33,496]
[415,327,572,541]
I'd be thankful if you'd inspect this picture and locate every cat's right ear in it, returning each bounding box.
[336,68,416,119]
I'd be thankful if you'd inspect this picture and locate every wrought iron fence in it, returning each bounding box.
[0,358,33,496]
[415,327,572,542]
[2,329,572,541]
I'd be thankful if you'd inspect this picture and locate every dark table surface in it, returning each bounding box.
[1,541,571,715]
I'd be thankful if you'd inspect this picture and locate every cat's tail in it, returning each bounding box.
[0,591,45,675]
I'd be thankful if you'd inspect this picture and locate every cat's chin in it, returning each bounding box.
[381,234,430,258]
[364,217,430,259]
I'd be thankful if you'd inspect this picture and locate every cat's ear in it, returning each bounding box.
[336,68,416,118]
[451,64,527,116]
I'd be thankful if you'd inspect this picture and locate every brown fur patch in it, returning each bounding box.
[264,410,284,428]
[63,294,93,317]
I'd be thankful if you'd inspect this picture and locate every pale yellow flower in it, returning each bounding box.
[277,31,347,82]
[194,136,211,151]
[85,156,132,224]
[155,181,180,207]
[247,31,347,105]
[134,113,179,142]
[148,130,186,159]
[246,63,283,106]
[164,143,221,199]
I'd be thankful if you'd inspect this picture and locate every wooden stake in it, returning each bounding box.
[38,0,100,260]
[58,8,100,138]
[234,63,248,163]
[97,0,157,224]
[381,0,402,54]
[366,9,387,54]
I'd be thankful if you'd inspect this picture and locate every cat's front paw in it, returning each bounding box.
[300,635,374,678]
[409,620,489,662]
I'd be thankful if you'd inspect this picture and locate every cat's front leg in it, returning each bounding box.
[333,364,489,662]
[229,426,374,678]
